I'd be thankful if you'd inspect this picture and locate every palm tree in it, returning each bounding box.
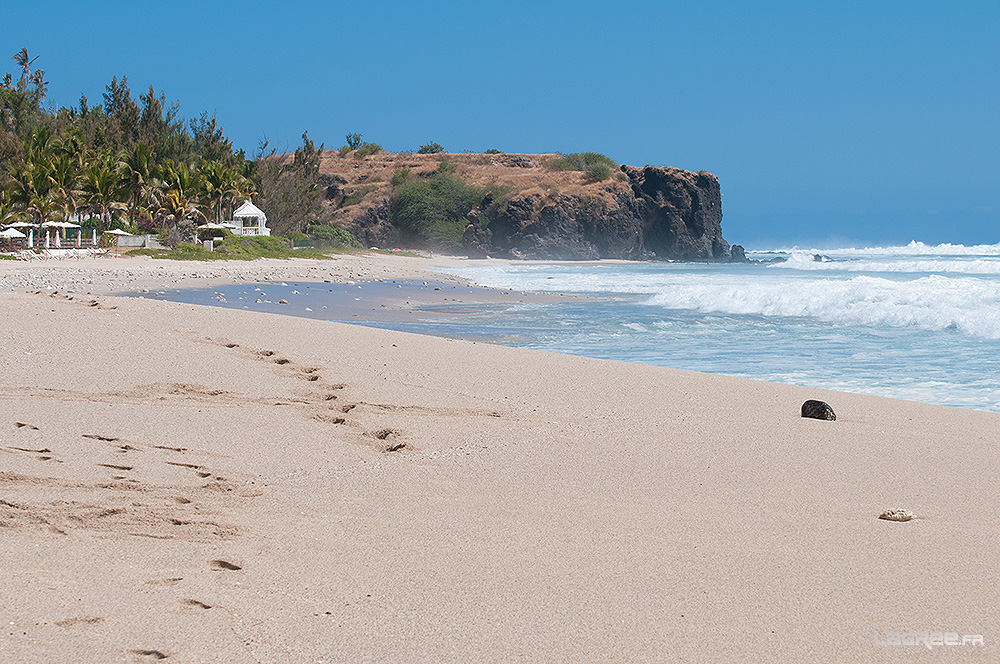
[82,152,125,232]
[29,69,47,99]
[7,128,59,231]
[201,160,244,223]
[121,143,157,226]
[0,192,28,226]
[157,159,200,199]
[12,48,38,92]
[50,153,83,223]
[156,188,206,232]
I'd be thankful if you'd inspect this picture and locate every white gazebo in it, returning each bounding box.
[224,200,270,237]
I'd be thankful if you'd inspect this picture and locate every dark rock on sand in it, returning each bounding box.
[801,400,836,421]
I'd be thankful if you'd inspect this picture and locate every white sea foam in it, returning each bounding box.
[441,249,1000,340]
[753,240,1000,257]
[643,274,1000,339]
[763,250,1000,274]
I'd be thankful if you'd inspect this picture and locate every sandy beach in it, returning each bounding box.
[1,254,996,663]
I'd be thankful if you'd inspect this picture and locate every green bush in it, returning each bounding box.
[391,168,411,187]
[417,142,443,154]
[391,171,482,251]
[546,152,617,172]
[125,235,335,260]
[583,163,612,183]
[485,148,502,154]
[342,183,377,207]
[354,142,382,158]
[338,144,351,157]
[307,224,362,248]
[437,160,457,174]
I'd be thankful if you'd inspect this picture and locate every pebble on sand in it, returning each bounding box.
[878,509,915,522]
[801,399,836,421]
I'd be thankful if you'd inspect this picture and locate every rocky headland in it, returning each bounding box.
[315,152,743,261]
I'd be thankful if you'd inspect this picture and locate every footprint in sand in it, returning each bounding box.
[368,428,408,453]
[144,578,183,586]
[210,559,242,571]
[83,433,122,442]
[55,616,104,628]
[128,649,168,661]
[84,434,140,454]
[98,463,134,471]
[153,445,187,453]
[9,445,51,455]
[181,599,212,609]
[165,461,203,470]
[15,422,39,430]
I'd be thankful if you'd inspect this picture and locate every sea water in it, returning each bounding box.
[427,241,1000,413]
[144,241,1000,413]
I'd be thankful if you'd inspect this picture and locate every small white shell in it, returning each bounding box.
[878,509,915,522]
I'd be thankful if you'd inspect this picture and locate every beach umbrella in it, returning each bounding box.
[197,223,229,230]
[0,228,26,238]
[103,229,133,235]
[2,221,34,229]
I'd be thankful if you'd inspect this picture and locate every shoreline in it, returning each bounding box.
[1,254,997,661]
[0,252,665,296]
[3,252,996,414]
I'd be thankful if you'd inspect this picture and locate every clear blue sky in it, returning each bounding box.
[4,0,998,248]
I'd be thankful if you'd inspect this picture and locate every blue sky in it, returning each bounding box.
[4,1,998,248]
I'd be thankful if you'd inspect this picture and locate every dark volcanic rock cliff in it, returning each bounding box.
[624,165,729,261]
[479,165,729,260]
[483,187,646,260]
[316,152,735,260]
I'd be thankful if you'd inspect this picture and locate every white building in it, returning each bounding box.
[224,200,271,236]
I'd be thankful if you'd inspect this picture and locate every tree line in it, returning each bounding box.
[0,49,323,239]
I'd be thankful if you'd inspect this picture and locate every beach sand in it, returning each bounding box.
[0,255,996,662]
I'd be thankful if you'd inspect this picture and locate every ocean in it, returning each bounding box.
[143,241,1000,413]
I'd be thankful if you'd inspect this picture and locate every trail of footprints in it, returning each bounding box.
[210,337,411,453]
[30,289,117,310]
[6,334,418,659]
[3,423,246,539]
[7,422,245,660]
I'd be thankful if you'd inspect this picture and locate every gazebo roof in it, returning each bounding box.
[233,200,267,221]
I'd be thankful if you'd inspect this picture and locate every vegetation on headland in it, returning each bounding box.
[390,161,485,250]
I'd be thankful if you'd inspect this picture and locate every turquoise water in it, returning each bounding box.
[141,241,1000,413]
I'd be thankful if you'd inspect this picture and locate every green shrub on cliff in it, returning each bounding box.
[391,171,482,251]
[583,163,612,183]
[354,142,382,158]
[417,142,443,154]
[547,152,617,172]
[390,167,411,187]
